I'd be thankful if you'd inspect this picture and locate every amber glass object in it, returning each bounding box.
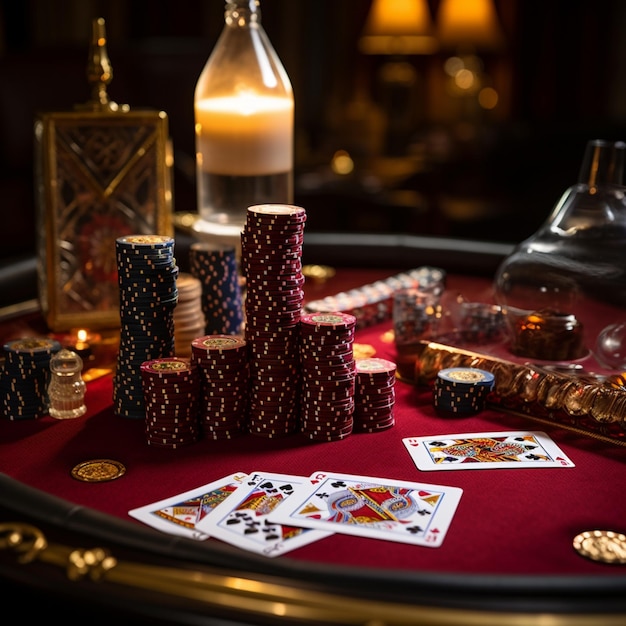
[48,349,87,419]
[193,0,294,250]
[494,139,626,366]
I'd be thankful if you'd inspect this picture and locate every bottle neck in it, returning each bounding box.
[225,0,261,26]
[578,139,626,189]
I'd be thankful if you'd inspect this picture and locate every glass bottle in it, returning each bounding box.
[193,0,294,250]
[48,349,87,419]
[493,139,626,366]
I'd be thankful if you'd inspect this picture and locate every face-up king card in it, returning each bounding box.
[268,471,463,548]
[403,431,575,471]
[195,471,333,557]
[128,472,248,540]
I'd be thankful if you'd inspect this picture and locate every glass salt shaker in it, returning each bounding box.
[48,348,87,419]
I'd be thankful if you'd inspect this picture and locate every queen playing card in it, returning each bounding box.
[403,431,575,471]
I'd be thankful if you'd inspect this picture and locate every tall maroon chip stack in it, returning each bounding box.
[241,204,307,437]
[299,312,357,441]
[190,334,249,439]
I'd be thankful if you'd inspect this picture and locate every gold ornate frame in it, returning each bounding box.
[35,109,173,332]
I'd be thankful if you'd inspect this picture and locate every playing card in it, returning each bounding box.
[128,472,248,540]
[195,471,333,557]
[268,470,462,547]
[403,431,575,471]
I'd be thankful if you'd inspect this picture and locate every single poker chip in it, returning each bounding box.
[437,367,495,388]
[247,203,307,218]
[300,311,356,330]
[71,459,126,482]
[573,530,626,564]
[356,358,397,375]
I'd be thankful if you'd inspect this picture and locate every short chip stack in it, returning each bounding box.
[189,242,244,335]
[0,337,61,420]
[191,334,249,439]
[173,273,205,357]
[353,357,397,432]
[140,357,200,448]
[299,312,357,441]
[114,235,178,419]
[433,367,495,416]
[241,204,306,438]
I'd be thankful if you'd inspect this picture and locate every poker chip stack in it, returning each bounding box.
[189,242,244,335]
[433,367,495,416]
[114,235,178,419]
[241,204,306,437]
[353,357,397,432]
[0,337,61,420]
[191,334,249,439]
[140,357,201,448]
[173,273,206,357]
[299,312,357,441]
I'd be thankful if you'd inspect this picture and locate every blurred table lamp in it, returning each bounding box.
[359,0,438,155]
[435,0,504,117]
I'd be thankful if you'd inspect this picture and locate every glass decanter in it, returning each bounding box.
[193,0,294,250]
[493,139,626,367]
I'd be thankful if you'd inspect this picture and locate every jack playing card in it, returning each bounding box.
[268,470,463,548]
[195,471,333,557]
[128,472,248,540]
[403,431,575,471]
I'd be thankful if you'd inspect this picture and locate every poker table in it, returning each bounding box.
[1,233,626,626]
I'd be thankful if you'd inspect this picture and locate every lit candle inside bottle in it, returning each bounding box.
[195,93,293,175]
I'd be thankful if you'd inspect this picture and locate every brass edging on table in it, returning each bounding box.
[0,298,40,321]
[1,521,625,626]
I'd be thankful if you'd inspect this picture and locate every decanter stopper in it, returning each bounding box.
[48,349,87,419]
[79,17,129,112]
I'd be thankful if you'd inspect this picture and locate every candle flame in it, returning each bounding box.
[77,329,88,342]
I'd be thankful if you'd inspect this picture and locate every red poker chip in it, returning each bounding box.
[355,397,396,412]
[140,357,195,375]
[242,233,304,247]
[353,420,395,433]
[300,312,357,330]
[353,403,395,418]
[145,423,200,437]
[247,203,306,217]
[145,436,199,449]
[191,334,246,351]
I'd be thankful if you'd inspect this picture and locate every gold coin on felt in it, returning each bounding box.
[573,530,626,564]
[71,459,126,483]
[353,343,376,359]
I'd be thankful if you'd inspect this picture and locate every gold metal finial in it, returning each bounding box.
[79,17,129,112]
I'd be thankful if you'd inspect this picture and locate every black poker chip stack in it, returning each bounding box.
[140,357,201,448]
[353,357,397,432]
[433,367,495,416]
[189,242,244,335]
[0,337,61,420]
[191,334,249,439]
[241,204,306,438]
[299,312,357,441]
[113,235,178,419]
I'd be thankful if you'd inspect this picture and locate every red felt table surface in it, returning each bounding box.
[1,271,625,578]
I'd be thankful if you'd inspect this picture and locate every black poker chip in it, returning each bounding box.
[433,367,495,416]
[0,337,61,420]
[188,243,244,335]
